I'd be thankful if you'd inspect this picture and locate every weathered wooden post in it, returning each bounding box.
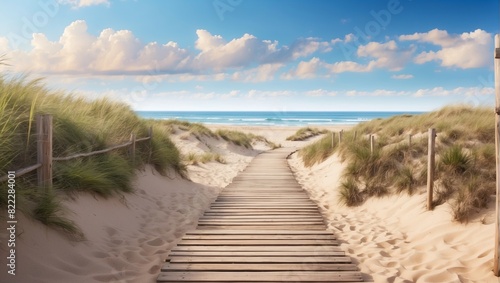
[493,34,500,276]
[37,114,53,189]
[130,133,136,163]
[427,128,436,210]
[370,135,375,154]
[148,126,153,160]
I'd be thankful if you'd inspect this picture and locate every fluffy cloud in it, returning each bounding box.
[58,0,110,8]
[194,30,330,70]
[285,40,414,79]
[357,40,415,71]
[400,29,492,69]
[4,21,331,77]
[413,86,494,97]
[282,57,323,79]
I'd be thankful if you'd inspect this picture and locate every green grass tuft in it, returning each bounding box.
[33,191,83,239]
[338,178,363,206]
[299,133,337,167]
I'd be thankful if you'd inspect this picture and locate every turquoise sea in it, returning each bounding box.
[136,111,424,126]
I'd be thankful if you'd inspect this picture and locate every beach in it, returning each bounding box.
[1,123,499,283]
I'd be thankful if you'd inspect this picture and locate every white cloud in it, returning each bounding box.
[284,40,414,79]
[391,74,414,79]
[400,29,492,69]
[194,30,330,70]
[282,57,323,80]
[3,21,332,79]
[325,60,374,73]
[305,89,338,97]
[58,0,110,8]
[413,86,494,97]
[357,40,415,71]
[247,90,294,99]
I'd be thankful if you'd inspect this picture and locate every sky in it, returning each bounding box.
[0,0,498,111]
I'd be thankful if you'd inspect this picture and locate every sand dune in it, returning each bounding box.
[289,152,499,283]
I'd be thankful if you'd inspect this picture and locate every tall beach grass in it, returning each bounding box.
[299,105,495,223]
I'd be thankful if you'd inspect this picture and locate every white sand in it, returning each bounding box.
[288,152,500,283]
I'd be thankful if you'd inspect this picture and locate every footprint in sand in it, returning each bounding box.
[105,227,119,237]
[92,251,109,259]
[146,238,165,247]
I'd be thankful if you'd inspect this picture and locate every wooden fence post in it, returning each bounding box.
[370,135,375,154]
[130,133,136,163]
[427,128,436,210]
[37,114,53,189]
[493,33,500,276]
[148,126,153,162]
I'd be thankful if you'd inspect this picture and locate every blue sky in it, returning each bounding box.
[0,0,498,111]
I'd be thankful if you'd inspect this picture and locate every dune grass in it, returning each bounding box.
[184,152,226,165]
[299,133,337,167]
[286,127,327,141]
[0,75,185,236]
[300,105,495,223]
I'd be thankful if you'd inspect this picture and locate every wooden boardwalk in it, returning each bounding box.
[157,148,364,282]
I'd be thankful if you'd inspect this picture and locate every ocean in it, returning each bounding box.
[136,111,424,126]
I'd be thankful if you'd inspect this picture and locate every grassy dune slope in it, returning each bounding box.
[300,105,494,222]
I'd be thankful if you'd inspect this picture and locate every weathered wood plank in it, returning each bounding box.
[185,230,333,235]
[181,235,335,240]
[168,251,343,257]
[168,256,351,263]
[178,239,338,246]
[157,271,362,282]
[171,246,343,252]
[196,225,327,230]
[162,263,358,271]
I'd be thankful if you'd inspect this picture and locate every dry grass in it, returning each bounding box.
[286,127,327,141]
[302,105,495,223]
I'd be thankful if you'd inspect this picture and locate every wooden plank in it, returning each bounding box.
[181,234,335,240]
[162,263,359,272]
[185,230,333,235]
[178,240,338,246]
[168,256,351,263]
[157,271,362,282]
[171,246,343,252]
[168,251,343,257]
[196,225,327,230]
[199,215,324,220]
